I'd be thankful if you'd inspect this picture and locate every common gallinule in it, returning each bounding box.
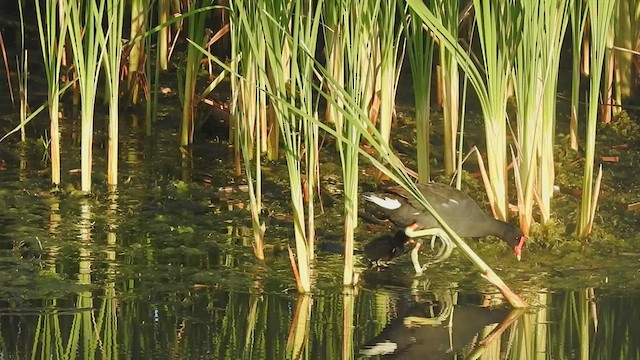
[363,182,526,274]
[363,230,414,267]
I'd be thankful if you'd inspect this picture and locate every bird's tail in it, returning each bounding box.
[362,193,402,210]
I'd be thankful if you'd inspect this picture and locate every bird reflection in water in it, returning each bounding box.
[359,289,518,359]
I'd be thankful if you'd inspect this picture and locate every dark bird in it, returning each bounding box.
[363,182,526,273]
[364,230,414,267]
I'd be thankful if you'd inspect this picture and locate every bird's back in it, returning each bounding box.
[379,183,496,238]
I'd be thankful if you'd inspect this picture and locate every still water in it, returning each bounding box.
[0,115,639,359]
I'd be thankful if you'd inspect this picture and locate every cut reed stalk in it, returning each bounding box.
[128,0,146,105]
[613,0,639,100]
[158,0,171,71]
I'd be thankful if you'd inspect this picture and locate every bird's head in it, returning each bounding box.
[503,225,526,261]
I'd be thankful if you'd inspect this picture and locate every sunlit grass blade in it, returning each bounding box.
[512,0,571,233]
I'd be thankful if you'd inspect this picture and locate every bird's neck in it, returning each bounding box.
[484,218,514,240]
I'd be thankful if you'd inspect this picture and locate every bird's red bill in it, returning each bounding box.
[514,235,526,261]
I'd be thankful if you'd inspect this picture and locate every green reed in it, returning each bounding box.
[228,0,265,259]
[323,2,345,145]
[569,0,587,151]
[336,0,380,286]
[578,0,615,238]
[377,0,404,148]
[103,0,125,187]
[405,0,517,221]
[538,0,572,225]
[16,0,28,143]
[513,0,571,233]
[181,1,213,145]
[434,0,460,176]
[66,0,107,192]
[402,0,435,184]
[35,0,69,186]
